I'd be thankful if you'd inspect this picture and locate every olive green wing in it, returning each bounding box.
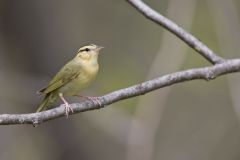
[37,64,80,94]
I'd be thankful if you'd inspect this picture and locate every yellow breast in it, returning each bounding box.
[59,60,99,96]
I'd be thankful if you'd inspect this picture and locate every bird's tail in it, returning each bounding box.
[36,93,55,112]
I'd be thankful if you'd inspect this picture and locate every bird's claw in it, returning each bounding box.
[74,95,102,107]
[62,103,74,118]
[59,93,74,118]
[87,96,102,106]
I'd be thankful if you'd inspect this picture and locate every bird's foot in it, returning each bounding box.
[59,93,74,118]
[75,95,102,106]
[62,102,74,118]
[86,96,102,106]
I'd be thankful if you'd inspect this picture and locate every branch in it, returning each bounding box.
[126,0,225,64]
[1,0,238,126]
[0,59,240,125]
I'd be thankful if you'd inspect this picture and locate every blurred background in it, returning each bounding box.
[0,0,240,160]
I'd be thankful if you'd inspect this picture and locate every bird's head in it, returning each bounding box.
[76,44,104,61]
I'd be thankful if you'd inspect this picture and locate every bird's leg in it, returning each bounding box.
[59,93,74,118]
[74,95,101,106]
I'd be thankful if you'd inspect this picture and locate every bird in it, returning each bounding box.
[36,44,103,117]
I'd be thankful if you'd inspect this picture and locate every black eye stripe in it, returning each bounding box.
[79,48,90,52]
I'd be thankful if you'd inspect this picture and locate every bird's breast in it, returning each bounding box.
[60,62,99,96]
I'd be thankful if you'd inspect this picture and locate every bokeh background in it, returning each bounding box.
[0,0,240,160]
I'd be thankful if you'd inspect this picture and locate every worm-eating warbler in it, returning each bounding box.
[36,44,103,116]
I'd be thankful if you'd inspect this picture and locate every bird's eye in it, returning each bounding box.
[85,48,90,52]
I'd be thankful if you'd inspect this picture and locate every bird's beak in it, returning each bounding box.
[96,46,104,51]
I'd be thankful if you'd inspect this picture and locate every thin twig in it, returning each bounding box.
[0,0,239,126]
[126,1,197,159]
[0,59,240,125]
[127,0,225,64]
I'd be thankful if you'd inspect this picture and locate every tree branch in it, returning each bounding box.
[1,0,239,126]
[0,59,240,125]
[127,0,225,64]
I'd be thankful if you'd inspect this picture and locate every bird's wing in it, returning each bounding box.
[37,63,80,94]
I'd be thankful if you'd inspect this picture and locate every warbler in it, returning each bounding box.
[36,44,103,117]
